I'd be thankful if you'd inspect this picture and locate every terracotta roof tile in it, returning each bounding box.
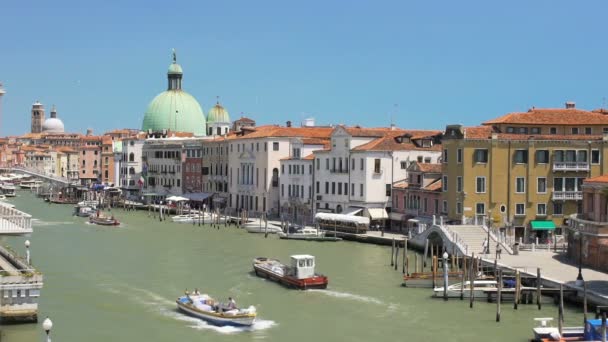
[483,108,608,125]
[416,163,442,173]
[393,181,408,189]
[352,130,442,152]
[584,175,608,184]
[423,179,442,191]
[227,125,333,140]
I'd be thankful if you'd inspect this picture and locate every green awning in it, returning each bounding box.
[530,220,556,230]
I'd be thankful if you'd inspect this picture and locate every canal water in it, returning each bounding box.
[1,191,583,341]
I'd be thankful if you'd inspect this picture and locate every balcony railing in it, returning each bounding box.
[330,169,348,174]
[552,191,583,201]
[553,162,589,172]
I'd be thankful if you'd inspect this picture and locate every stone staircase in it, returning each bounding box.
[447,225,496,256]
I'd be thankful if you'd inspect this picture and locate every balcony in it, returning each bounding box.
[553,162,589,172]
[552,191,583,201]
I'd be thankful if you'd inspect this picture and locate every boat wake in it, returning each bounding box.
[32,219,74,226]
[307,289,384,305]
[105,284,276,334]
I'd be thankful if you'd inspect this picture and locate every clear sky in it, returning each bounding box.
[1,0,607,136]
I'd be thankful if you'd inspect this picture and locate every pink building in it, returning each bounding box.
[568,175,608,273]
[391,162,442,231]
[79,136,102,185]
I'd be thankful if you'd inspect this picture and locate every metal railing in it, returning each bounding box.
[553,162,589,172]
[0,204,32,234]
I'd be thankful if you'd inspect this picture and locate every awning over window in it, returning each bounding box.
[389,212,404,221]
[182,192,213,201]
[366,208,388,220]
[530,220,556,230]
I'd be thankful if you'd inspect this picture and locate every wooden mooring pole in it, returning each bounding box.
[460,254,466,300]
[602,312,607,342]
[514,270,521,310]
[558,284,564,336]
[536,268,542,310]
[496,269,502,322]
[432,256,437,289]
[402,239,407,274]
[583,281,588,326]
[469,253,475,308]
[391,238,395,267]
[414,253,418,273]
[423,239,429,268]
[394,243,399,271]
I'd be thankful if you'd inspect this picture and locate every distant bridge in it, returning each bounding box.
[0,166,74,186]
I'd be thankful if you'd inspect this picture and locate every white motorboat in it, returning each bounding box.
[0,183,16,197]
[277,227,341,241]
[19,180,43,189]
[433,280,498,298]
[77,200,99,209]
[74,206,95,217]
[176,293,256,326]
[171,213,210,223]
[244,223,283,234]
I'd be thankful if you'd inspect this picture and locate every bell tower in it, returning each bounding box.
[31,100,45,133]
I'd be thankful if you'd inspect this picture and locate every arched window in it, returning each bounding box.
[129,167,135,175]
[129,153,135,162]
[272,168,279,187]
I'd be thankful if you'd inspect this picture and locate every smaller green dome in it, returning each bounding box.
[208,102,230,123]
[168,62,183,74]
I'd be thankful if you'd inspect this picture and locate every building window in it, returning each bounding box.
[273,142,279,151]
[374,159,381,173]
[456,202,462,215]
[316,181,319,193]
[516,177,525,193]
[281,165,285,174]
[443,200,448,214]
[456,176,463,193]
[530,127,541,134]
[476,203,485,215]
[571,127,579,135]
[360,184,364,197]
[338,183,342,195]
[553,202,563,216]
[514,150,528,164]
[518,127,528,134]
[360,158,364,170]
[281,184,284,197]
[476,176,486,193]
[585,127,592,135]
[537,203,547,216]
[325,182,329,194]
[550,127,557,134]
[442,175,448,192]
[499,204,506,213]
[604,127,608,134]
[326,159,329,170]
[352,158,356,170]
[331,182,336,194]
[344,182,348,195]
[443,149,448,163]
[385,184,391,196]
[424,157,431,163]
[474,149,488,163]
[457,149,462,163]
[351,183,355,195]
[537,177,547,193]
[506,127,515,133]
[515,203,525,216]
[535,150,549,164]
[400,161,407,169]
[592,150,600,164]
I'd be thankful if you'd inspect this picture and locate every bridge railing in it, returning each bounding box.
[0,203,32,234]
[4,166,71,184]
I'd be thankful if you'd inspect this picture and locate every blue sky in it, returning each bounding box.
[1,0,607,136]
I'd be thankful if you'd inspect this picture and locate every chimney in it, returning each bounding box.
[86,129,93,136]
[565,101,576,109]
[286,120,292,128]
[390,123,396,130]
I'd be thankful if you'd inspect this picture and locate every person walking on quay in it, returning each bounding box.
[495,243,502,259]
[482,238,489,255]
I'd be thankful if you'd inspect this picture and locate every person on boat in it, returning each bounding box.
[193,288,200,295]
[227,297,237,310]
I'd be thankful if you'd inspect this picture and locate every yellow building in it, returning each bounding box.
[442,103,608,242]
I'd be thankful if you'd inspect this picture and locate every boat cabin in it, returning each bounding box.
[290,255,316,279]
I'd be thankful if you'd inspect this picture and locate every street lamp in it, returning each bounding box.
[25,240,30,266]
[575,225,584,286]
[42,317,53,342]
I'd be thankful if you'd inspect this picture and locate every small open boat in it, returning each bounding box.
[89,211,120,226]
[74,205,95,217]
[253,255,328,289]
[403,271,464,288]
[531,317,589,341]
[244,224,283,234]
[176,293,256,326]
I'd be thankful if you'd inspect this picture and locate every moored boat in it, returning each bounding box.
[19,180,43,189]
[244,224,283,234]
[74,206,95,217]
[89,211,120,226]
[0,183,16,197]
[176,293,256,326]
[433,280,498,298]
[277,227,341,241]
[253,255,328,289]
[403,271,464,288]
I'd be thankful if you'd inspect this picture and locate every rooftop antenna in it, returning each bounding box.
[216,95,220,105]
[391,103,398,130]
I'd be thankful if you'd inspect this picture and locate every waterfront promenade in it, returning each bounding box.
[481,250,608,302]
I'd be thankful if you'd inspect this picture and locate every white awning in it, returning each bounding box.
[314,213,370,225]
[342,207,363,216]
[389,212,404,221]
[366,208,388,220]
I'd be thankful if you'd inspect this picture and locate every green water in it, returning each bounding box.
[0,191,584,341]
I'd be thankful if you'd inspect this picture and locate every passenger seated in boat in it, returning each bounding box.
[193,288,200,295]
[227,297,237,310]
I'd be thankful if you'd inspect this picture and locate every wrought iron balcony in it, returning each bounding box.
[552,162,589,172]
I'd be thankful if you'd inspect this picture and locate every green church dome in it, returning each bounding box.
[141,50,207,136]
[207,102,230,123]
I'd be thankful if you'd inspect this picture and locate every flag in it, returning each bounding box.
[138,175,145,187]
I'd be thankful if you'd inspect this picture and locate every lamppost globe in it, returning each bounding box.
[442,251,449,260]
[25,240,30,248]
[42,317,52,333]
